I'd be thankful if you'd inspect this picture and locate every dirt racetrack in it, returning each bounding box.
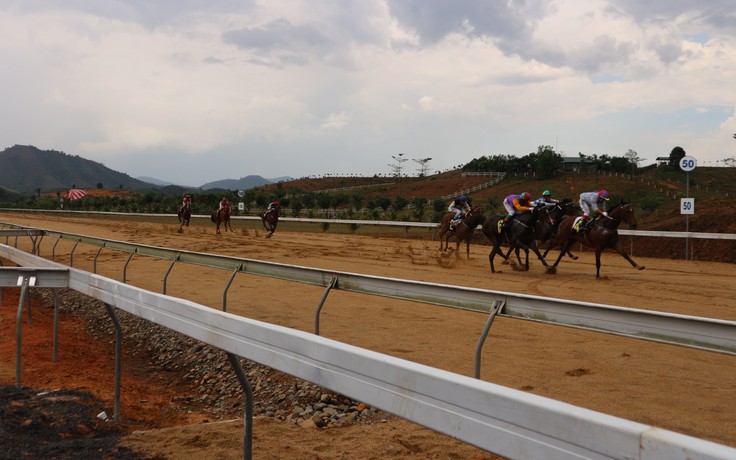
[1,212,735,458]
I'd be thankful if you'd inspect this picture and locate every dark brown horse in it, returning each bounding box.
[211,206,233,234]
[438,206,485,258]
[261,205,280,238]
[177,206,191,233]
[481,206,555,273]
[536,199,580,260]
[499,198,580,266]
[549,199,645,278]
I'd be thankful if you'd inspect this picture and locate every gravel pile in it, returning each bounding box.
[37,289,388,428]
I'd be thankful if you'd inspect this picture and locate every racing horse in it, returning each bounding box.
[498,198,580,266]
[177,206,191,233]
[437,206,485,258]
[535,198,580,260]
[548,199,645,278]
[261,204,280,238]
[211,205,233,234]
[481,206,555,273]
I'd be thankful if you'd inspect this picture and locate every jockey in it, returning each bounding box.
[502,192,533,229]
[266,200,279,214]
[181,194,192,211]
[448,195,471,230]
[218,196,230,212]
[579,190,609,232]
[532,190,559,207]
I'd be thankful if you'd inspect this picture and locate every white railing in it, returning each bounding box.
[3,210,735,242]
[3,245,735,460]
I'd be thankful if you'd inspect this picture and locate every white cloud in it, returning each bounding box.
[0,0,734,184]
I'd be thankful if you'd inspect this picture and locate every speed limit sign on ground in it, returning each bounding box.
[679,156,697,172]
[681,198,694,215]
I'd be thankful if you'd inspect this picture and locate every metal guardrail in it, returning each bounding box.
[3,226,735,354]
[3,246,735,460]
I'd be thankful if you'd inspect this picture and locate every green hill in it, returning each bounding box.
[0,145,153,193]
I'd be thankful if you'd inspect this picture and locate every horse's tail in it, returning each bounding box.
[211,211,217,223]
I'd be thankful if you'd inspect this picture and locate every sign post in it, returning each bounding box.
[679,156,697,260]
[237,190,245,213]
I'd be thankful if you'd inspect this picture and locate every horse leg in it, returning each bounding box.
[542,240,552,258]
[551,240,573,269]
[528,242,555,273]
[489,245,501,273]
[514,247,525,268]
[595,248,603,278]
[613,243,645,271]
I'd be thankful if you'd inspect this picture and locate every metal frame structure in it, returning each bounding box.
[2,227,732,355]
[3,246,735,460]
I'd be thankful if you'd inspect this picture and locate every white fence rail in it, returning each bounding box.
[3,210,735,242]
[3,244,735,460]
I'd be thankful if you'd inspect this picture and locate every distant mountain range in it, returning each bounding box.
[136,175,294,190]
[0,145,292,193]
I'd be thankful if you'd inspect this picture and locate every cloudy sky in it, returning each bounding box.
[2,1,735,186]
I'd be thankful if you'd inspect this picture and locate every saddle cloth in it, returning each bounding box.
[572,217,585,233]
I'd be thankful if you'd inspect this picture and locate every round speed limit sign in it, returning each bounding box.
[679,156,697,172]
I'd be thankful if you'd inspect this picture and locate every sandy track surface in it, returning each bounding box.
[2,213,735,457]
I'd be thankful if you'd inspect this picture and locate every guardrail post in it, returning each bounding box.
[222,262,243,312]
[93,246,104,274]
[103,303,122,423]
[123,249,137,284]
[52,290,60,363]
[162,255,180,295]
[474,300,504,379]
[15,274,35,386]
[52,239,60,261]
[226,352,253,460]
[28,233,39,255]
[314,277,337,335]
[69,240,80,267]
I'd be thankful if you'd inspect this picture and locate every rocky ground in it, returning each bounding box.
[43,289,387,429]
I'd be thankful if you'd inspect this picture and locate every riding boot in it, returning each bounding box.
[499,218,510,238]
[581,219,591,234]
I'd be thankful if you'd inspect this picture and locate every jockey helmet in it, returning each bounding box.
[274,201,279,206]
[459,195,467,202]
[543,190,552,196]
[520,192,531,201]
[598,190,610,201]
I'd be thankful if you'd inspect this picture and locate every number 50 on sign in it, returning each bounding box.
[681,198,694,215]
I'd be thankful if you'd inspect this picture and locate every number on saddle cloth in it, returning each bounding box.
[572,217,585,233]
